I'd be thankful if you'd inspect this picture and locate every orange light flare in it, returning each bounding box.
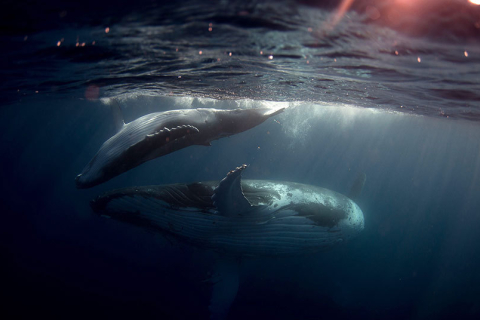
[469,0,480,5]
[322,0,356,33]
[392,0,418,8]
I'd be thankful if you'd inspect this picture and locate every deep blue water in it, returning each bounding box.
[1,1,480,319]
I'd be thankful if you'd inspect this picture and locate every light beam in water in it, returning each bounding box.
[323,0,355,32]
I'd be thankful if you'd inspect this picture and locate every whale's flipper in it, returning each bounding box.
[144,125,199,140]
[208,258,239,320]
[110,99,125,133]
[348,172,366,201]
[139,125,200,161]
[212,164,252,217]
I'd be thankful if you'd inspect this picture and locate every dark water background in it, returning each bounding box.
[1,0,480,319]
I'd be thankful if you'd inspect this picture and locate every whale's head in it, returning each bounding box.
[270,183,365,248]
[75,154,108,189]
[338,200,365,240]
[75,168,102,189]
[76,172,96,189]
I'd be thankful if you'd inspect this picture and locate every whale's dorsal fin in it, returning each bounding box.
[110,99,125,133]
[212,164,252,217]
[348,172,366,201]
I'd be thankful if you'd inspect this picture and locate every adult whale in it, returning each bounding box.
[90,164,365,319]
[75,106,284,188]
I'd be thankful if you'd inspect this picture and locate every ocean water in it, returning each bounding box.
[1,0,480,319]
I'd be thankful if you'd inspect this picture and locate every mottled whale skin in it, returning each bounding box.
[90,165,364,256]
[76,107,284,189]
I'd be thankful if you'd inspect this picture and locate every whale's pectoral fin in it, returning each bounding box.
[212,165,272,222]
[208,258,239,320]
[131,125,199,162]
[145,124,199,141]
[142,124,198,146]
[347,172,366,201]
[212,164,252,217]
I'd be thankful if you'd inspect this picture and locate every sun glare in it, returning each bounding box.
[469,0,480,5]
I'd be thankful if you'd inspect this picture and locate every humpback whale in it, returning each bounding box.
[76,106,284,188]
[91,165,365,319]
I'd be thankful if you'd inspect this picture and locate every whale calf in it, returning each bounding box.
[91,164,365,318]
[76,106,284,188]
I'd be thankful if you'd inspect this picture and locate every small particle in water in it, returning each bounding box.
[395,50,399,55]
[176,48,178,52]
[199,50,203,55]
[268,55,273,60]
[92,41,95,45]
[57,41,61,47]
[81,42,86,47]
[105,27,110,33]
[307,27,313,32]
[306,60,309,64]
[24,36,28,41]
[417,57,421,63]
[257,146,261,149]
[400,105,404,108]
[464,51,469,57]
[334,58,337,62]
[35,91,38,93]
[208,27,212,32]
[260,51,263,55]
[76,42,79,47]
[229,52,232,56]
[208,23,213,32]
[274,119,281,124]
[178,76,182,79]
[217,58,221,62]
